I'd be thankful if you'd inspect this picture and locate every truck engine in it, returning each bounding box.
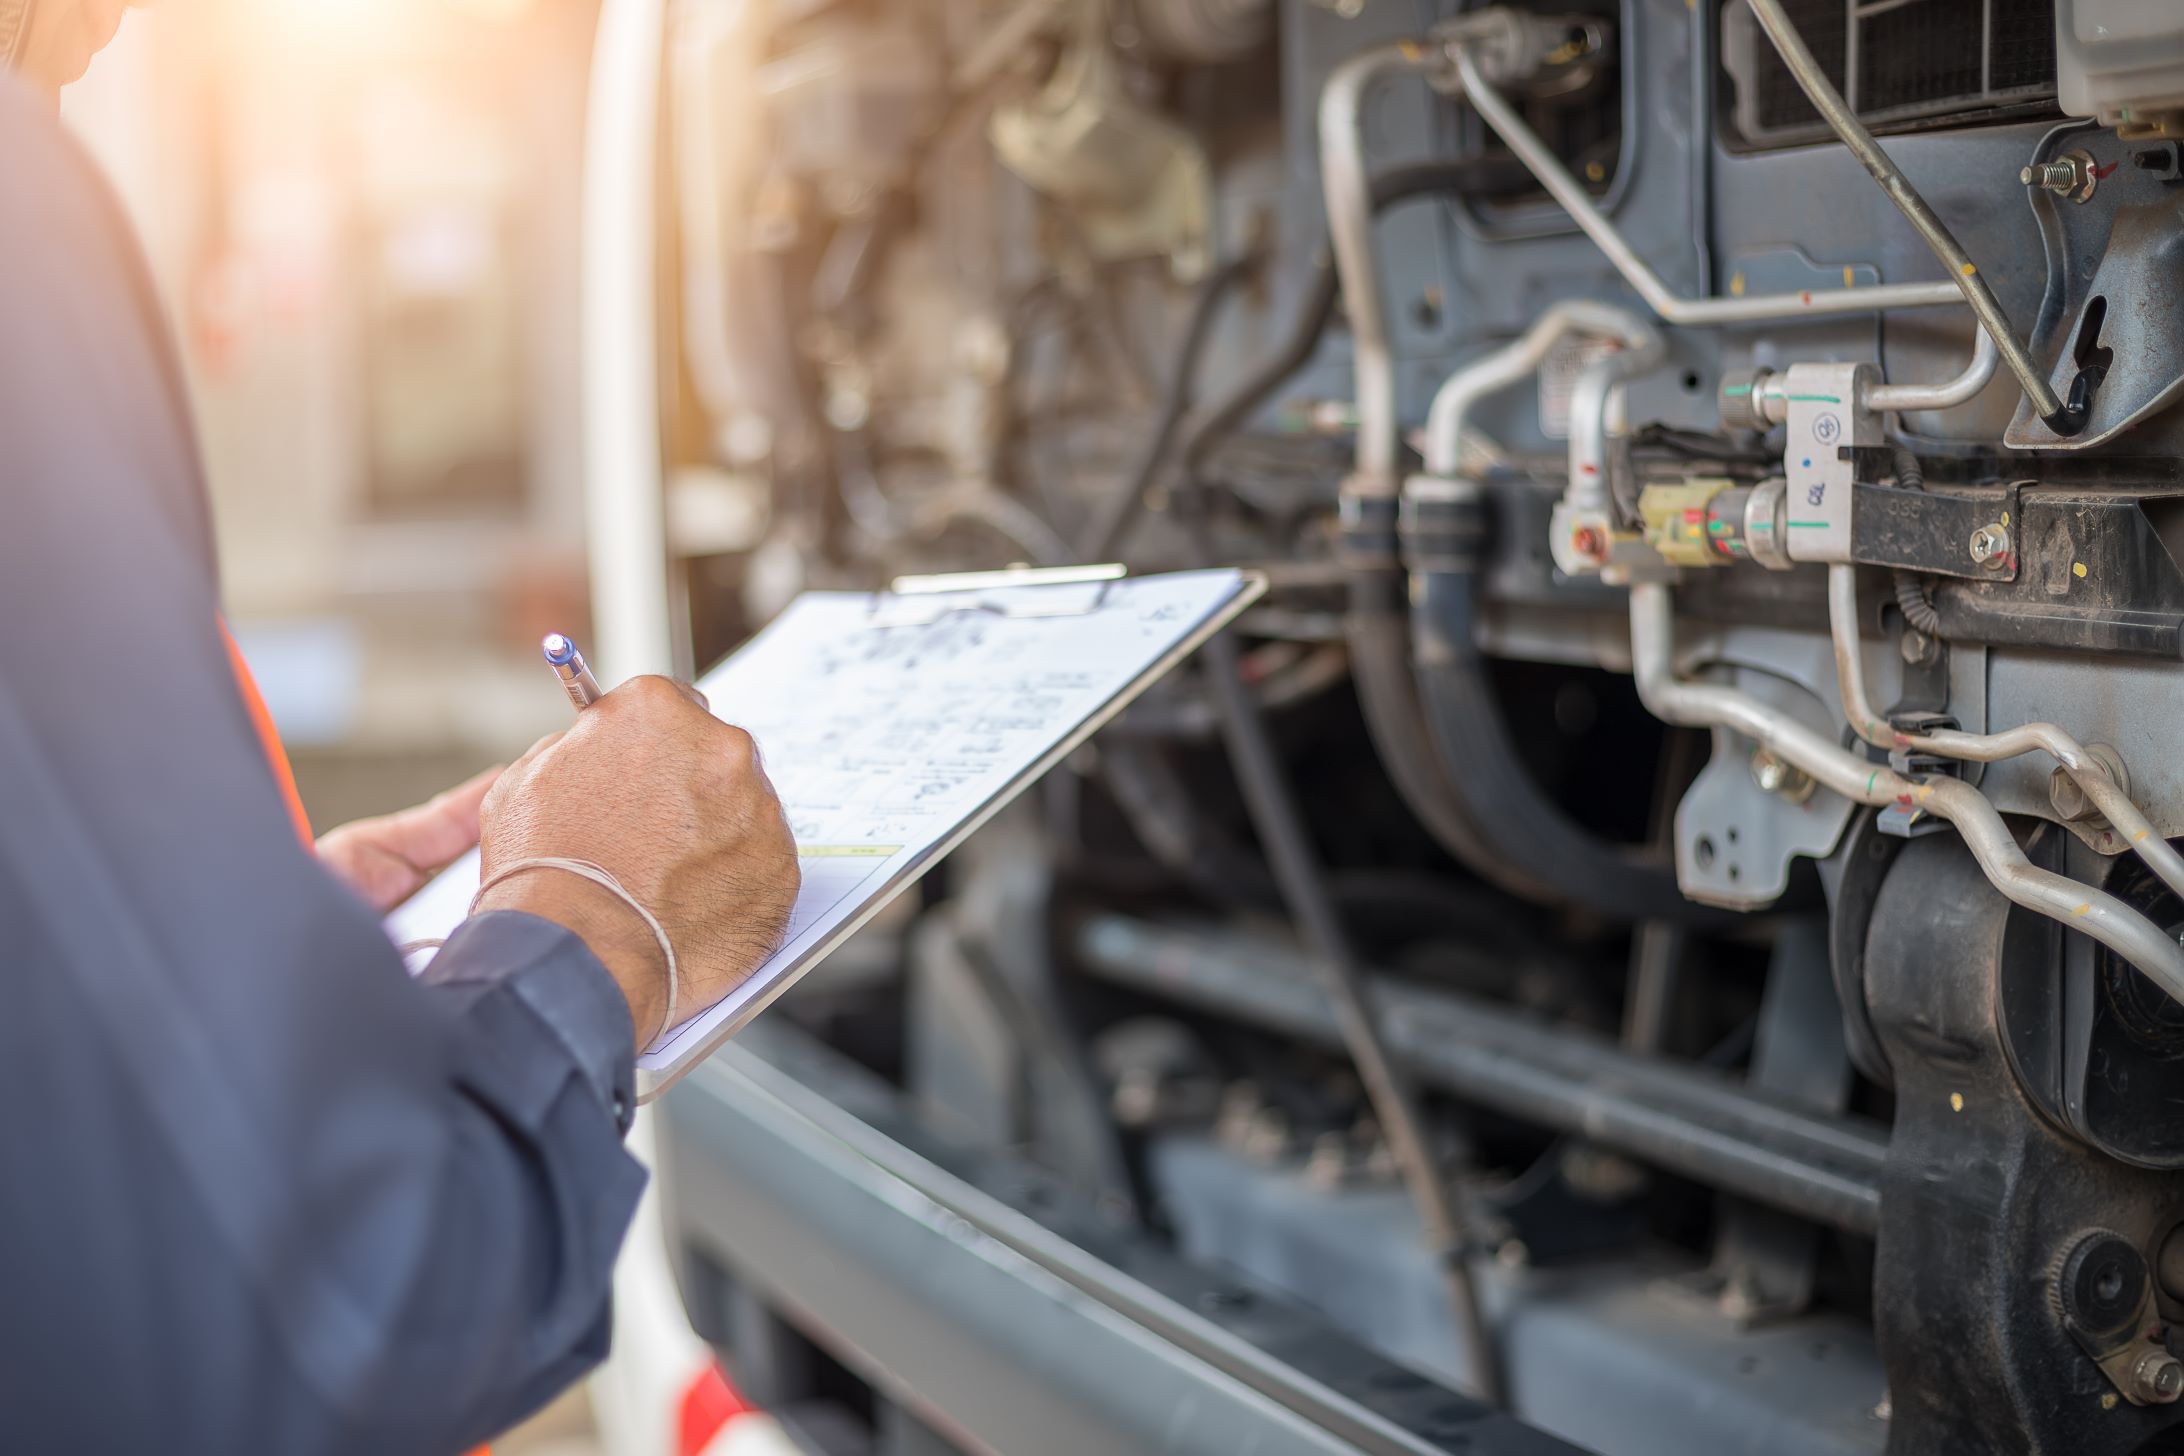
[631,2,2184,1451]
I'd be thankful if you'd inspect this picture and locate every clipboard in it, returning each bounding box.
[383,565,1266,1101]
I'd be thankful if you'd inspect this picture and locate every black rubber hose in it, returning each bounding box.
[1409,552,1706,922]
[1893,575,1941,637]
[1345,565,1510,871]
[1171,163,1641,897]
[1086,159,1532,561]
[1176,492,1508,1407]
[1887,446,1943,637]
[1098,153,1709,919]
[1353,486,1725,921]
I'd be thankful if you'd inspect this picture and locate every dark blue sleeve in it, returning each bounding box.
[0,74,647,1455]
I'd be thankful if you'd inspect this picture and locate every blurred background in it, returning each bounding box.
[64,0,600,830]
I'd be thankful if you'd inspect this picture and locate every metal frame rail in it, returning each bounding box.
[657,1021,1584,1456]
[1073,915,1888,1237]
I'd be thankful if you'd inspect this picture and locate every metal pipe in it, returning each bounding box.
[1741,0,2071,431]
[1863,331,1999,414]
[1319,42,1443,487]
[1422,299,1655,478]
[1629,583,1892,803]
[1074,914,1890,1235]
[1566,336,1661,518]
[580,2,721,1449]
[1917,776,2184,1006]
[1632,582,2184,1003]
[583,0,677,681]
[1449,46,1964,326]
[1825,566,2184,908]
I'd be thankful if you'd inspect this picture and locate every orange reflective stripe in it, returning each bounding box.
[219,618,313,847]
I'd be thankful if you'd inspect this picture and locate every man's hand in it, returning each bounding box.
[318,767,502,915]
[471,677,801,1047]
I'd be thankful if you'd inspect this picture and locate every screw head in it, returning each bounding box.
[1570,525,1606,561]
[2133,1349,2184,1404]
[1969,523,2011,569]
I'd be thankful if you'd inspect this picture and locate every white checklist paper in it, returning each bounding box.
[384,568,1259,1097]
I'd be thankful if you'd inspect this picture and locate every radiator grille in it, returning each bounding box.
[1729,0,2057,150]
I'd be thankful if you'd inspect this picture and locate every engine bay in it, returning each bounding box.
[648,3,2184,1451]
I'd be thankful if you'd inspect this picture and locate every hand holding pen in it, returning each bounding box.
[542,633,603,709]
[460,634,802,1048]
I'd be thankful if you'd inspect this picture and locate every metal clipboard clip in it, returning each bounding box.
[867,563,1127,627]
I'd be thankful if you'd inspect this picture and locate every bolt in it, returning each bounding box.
[2051,764,2096,822]
[2050,764,2099,824]
[1900,627,1935,666]
[2049,744,2130,825]
[1752,748,1818,805]
[2021,149,2100,204]
[1969,523,2011,570]
[2132,1349,2184,1404]
[1570,525,1606,562]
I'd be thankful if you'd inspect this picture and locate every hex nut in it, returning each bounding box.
[2051,765,2097,822]
[2021,149,2101,205]
[1968,523,2011,569]
[2048,745,2131,826]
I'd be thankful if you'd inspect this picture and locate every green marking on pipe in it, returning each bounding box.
[1784,393,1842,403]
[1721,384,1753,397]
[1787,520,1828,528]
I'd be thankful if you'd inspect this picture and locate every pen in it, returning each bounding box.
[541,632,603,710]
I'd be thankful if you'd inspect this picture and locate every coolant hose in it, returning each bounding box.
[1397,483,1710,923]
[1342,562,1512,875]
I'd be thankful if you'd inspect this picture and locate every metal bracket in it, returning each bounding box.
[1671,640,1859,909]
[1849,481,2024,582]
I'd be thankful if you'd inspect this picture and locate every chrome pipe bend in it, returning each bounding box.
[1633,581,2184,1003]
[1825,565,2184,906]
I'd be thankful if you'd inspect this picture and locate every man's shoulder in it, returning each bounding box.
[0,67,214,573]
[0,69,98,189]
[0,70,149,285]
